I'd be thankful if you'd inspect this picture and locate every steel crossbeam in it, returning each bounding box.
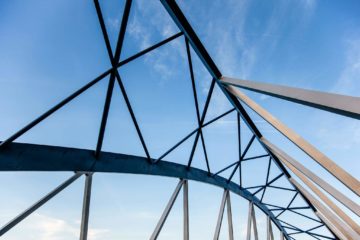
[0,0,357,239]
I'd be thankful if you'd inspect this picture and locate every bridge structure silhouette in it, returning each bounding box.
[0,0,359,239]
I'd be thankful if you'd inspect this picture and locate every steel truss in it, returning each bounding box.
[0,0,359,239]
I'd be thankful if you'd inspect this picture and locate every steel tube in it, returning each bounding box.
[221,77,360,120]
[80,173,93,240]
[227,85,360,196]
[150,180,184,240]
[0,173,82,236]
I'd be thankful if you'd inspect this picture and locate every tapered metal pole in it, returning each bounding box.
[80,173,93,240]
[263,137,360,217]
[226,192,234,240]
[214,190,228,240]
[291,178,359,239]
[251,204,259,240]
[0,173,82,236]
[227,85,360,196]
[221,76,360,120]
[280,153,360,234]
[183,180,189,240]
[246,202,253,240]
[267,216,274,240]
[150,180,184,240]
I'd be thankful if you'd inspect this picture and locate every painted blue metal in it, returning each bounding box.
[0,142,289,238]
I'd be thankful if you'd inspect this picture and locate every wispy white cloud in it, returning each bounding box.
[300,0,317,19]
[199,0,317,117]
[315,36,360,150]
[107,17,120,32]
[332,37,360,95]
[8,213,110,240]
[30,213,78,240]
[124,0,187,84]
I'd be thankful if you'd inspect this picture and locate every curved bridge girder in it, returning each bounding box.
[0,142,289,239]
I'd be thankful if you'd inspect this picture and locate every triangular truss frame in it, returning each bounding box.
[0,0,359,239]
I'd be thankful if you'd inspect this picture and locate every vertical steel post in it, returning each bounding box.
[267,216,274,240]
[226,192,234,240]
[251,204,259,240]
[80,173,93,240]
[183,180,189,240]
[246,202,253,240]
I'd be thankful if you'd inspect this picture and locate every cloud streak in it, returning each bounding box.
[5,213,110,240]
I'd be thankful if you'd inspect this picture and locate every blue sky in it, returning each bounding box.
[0,0,359,239]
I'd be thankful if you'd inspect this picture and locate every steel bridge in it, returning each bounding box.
[0,0,359,239]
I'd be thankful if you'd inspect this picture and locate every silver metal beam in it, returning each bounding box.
[226,85,360,196]
[214,190,228,240]
[183,180,189,240]
[0,173,82,236]
[150,180,184,240]
[252,203,259,240]
[291,178,359,239]
[263,137,360,218]
[226,192,234,240]
[316,211,347,240]
[221,77,360,120]
[267,216,274,240]
[269,142,360,235]
[80,173,93,240]
[246,202,253,240]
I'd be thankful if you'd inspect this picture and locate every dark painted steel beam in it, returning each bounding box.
[94,0,132,158]
[185,38,210,172]
[0,142,288,238]
[158,0,329,236]
[228,135,255,182]
[0,32,182,150]
[187,79,215,168]
[157,108,236,162]
[160,0,221,79]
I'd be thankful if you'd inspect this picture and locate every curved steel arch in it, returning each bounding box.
[0,0,358,239]
[0,142,289,238]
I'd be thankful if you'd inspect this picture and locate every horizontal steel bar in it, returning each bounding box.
[0,142,288,236]
[267,185,297,192]
[202,108,236,128]
[116,32,183,67]
[221,77,360,120]
[242,154,270,162]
